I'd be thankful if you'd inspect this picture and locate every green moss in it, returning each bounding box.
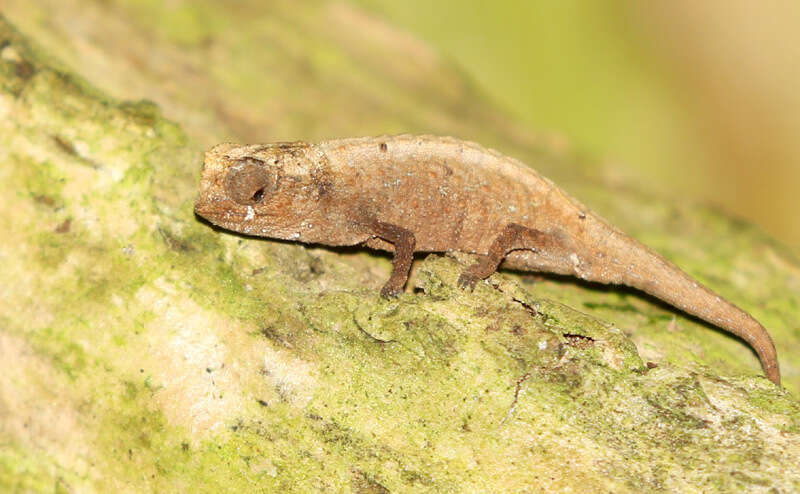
[0,443,73,493]
[25,326,88,380]
[31,231,73,268]
[20,157,66,205]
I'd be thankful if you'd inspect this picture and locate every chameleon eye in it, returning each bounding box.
[225,158,273,205]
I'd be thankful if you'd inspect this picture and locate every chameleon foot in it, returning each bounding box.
[380,282,402,299]
[457,272,480,291]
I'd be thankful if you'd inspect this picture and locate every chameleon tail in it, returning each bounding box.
[608,238,781,385]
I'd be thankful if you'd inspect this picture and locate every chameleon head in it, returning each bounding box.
[194,142,331,239]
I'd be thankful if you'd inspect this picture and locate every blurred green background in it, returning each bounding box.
[356,0,800,252]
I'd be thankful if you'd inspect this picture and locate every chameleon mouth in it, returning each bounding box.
[193,201,218,220]
[195,202,236,222]
[194,202,257,228]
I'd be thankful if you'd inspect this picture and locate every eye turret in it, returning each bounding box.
[225,158,273,205]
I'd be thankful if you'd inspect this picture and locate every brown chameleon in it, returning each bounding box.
[194,135,780,385]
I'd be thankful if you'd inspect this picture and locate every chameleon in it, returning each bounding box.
[194,134,780,385]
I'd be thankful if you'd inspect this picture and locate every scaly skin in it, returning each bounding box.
[194,134,780,385]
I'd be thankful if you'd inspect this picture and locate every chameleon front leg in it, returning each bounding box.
[368,220,416,298]
[458,223,561,290]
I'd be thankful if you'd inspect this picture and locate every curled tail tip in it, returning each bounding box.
[745,321,780,386]
[755,332,780,386]
[755,341,780,385]
[766,364,781,386]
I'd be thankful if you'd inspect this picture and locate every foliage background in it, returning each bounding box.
[357,0,800,252]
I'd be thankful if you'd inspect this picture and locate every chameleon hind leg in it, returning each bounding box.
[457,223,561,290]
[368,220,416,298]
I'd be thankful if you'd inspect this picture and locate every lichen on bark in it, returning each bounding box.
[1,2,799,493]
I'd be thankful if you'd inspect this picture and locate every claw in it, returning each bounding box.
[380,284,400,299]
[457,272,479,291]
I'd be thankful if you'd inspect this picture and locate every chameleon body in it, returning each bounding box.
[194,135,780,385]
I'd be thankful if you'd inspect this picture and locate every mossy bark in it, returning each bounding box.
[1,2,799,493]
